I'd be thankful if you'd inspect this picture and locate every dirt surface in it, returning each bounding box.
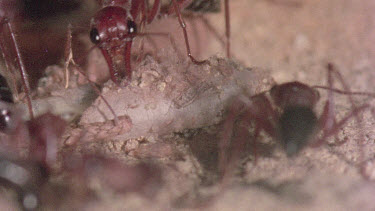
[1,0,375,210]
[65,0,375,209]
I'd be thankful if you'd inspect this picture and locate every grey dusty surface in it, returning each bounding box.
[79,55,274,141]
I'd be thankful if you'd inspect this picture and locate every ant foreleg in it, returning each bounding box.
[169,0,230,58]
[64,29,119,126]
[64,24,74,89]
[311,63,375,178]
[1,20,34,119]
[314,103,369,147]
[224,0,230,57]
[170,0,209,65]
[137,32,183,59]
[69,63,119,126]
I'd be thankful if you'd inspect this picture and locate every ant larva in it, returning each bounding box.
[219,63,375,178]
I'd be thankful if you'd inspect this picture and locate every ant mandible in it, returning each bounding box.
[89,0,230,85]
[219,63,375,178]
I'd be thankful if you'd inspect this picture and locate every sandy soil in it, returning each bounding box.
[1,0,375,210]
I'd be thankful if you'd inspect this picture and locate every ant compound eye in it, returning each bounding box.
[90,28,101,44]
[127,20,137,34]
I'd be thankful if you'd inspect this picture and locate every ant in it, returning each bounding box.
[218,63,375,179]
[0,72,66,174]
[0,74,163,208]
[0,74,66,210]
[88,0,230,85]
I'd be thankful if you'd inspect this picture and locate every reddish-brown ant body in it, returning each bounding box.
[89,0,230,85]
[0,74,161,208]
[219,63,375,177]
[0,85,65,210]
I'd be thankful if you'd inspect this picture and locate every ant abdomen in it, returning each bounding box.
[278,106,318,156]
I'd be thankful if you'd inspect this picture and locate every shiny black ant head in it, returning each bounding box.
[278,106,318,156]
[90,6,137,47]
[270,81,320,110]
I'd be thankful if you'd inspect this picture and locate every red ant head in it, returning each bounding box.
[90,6,137,83]
[90,6,136,49]
[270,81,320,110]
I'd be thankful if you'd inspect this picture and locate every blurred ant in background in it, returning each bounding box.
[219,63,375,180]
[0,74,162,209]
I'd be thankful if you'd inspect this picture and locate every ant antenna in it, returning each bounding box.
[64,25,119,126]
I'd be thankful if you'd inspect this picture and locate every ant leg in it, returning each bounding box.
[197,15,225,51]
[316,63,366,145]
[65,29,119,126]
[170,0,209,65]
[313,63,374,178]
[0,26,19,100]
[169,0,231,58]
[315,103,369,146]
[146,0,160,24]
[70,63,119,126]
[135,19,147,63]
[135,0,162,63]
[219,94,276,176]
[167,0,193,15]
[138,32,183,59]
[326,63,371,176]
[6,21,33,119]
[224,0,230,57]
[218,96,246,175]
[222,120,250,181]
[64,24,73,88]
[134,0,150,63]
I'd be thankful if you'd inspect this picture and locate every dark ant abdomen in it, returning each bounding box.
[278,106,318,156]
